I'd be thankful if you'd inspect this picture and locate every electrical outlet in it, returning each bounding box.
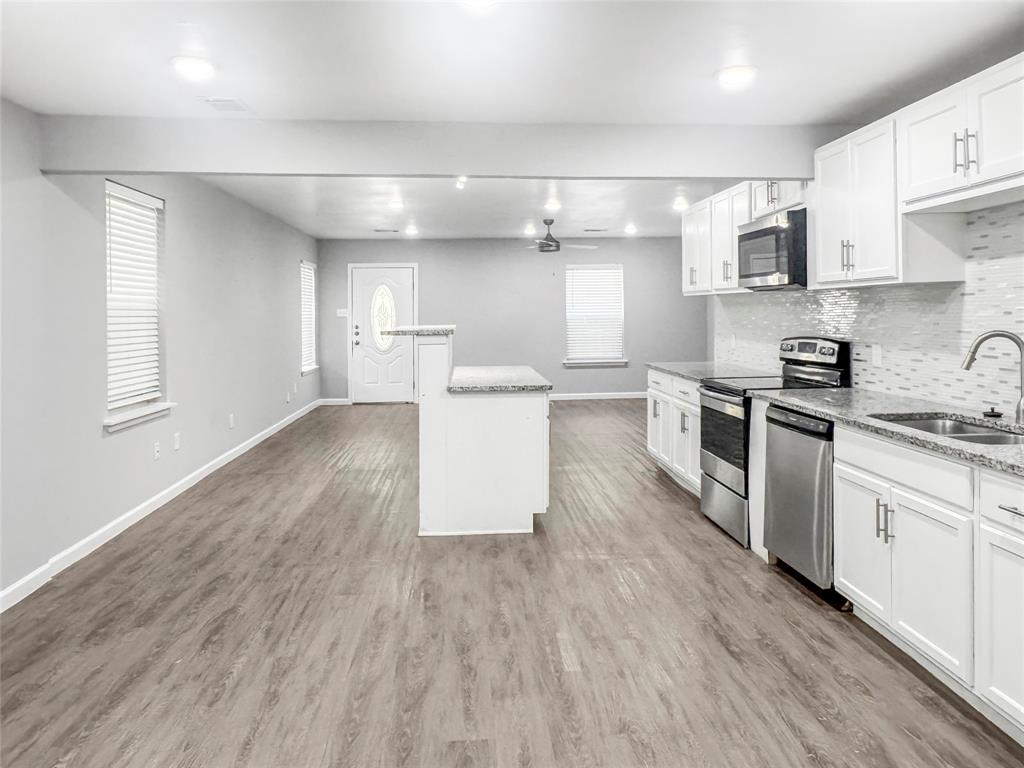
[729,333,737,351]
[153,441,161,460]
[228,413,235,429]
[173,432,181,451]
[286,391,292,404]
[293,382,298,394]
[871,344,883,366]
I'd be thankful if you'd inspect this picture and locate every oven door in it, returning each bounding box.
[699,388,747,496]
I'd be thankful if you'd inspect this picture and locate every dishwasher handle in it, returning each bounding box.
[766,405,832,437]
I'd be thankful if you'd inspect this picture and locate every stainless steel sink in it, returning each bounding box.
[869,414,1024,445]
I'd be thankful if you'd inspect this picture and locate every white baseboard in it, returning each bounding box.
[319,398,352,405]
[419,528,534,536]
[549,391,645,401]
[0,398,324,613]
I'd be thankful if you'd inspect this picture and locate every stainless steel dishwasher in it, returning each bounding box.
[764,405,834,589]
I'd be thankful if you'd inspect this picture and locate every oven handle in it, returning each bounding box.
[698,387,746,418]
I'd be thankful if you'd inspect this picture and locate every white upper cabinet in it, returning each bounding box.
[898,87,969,201]
[710,182,751,292]
[897,53,1024,207]
[751,180,805,218]
[967,58,1024,184]
[812,119,898,286]
[681,200,712,295]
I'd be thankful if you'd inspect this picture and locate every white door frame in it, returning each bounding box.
[347,262,419,404]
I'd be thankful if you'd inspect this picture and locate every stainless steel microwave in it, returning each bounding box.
[736,207,807,290]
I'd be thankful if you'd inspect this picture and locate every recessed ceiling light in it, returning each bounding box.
[672,196,689,212]
[455,175,467,190]
[388,198,404,211]
[545,199,561,212]
[171,56,215,83]
[717,65,758,91]
[524,222,537,236]
[405,223,419,236]
[624,222,638,235]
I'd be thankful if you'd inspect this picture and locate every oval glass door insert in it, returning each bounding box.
[371,284,396,351]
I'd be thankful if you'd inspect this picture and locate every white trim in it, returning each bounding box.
[419,528,534,537]
[346,263,419,405]
[319,398,352,405]
[105,178,164,209]
[562,359,629,368]
[1,399,323,613]
[103,401,176,432]
[549,391,645,401]
[300,366,319,376]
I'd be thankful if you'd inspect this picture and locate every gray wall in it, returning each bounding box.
[1,100,320,593]
[711,201,1024,415]
[317,238,708,398]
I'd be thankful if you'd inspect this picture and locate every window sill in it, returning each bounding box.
[103,402,177,433]
[562,359,629,369]
[301,366,320,376]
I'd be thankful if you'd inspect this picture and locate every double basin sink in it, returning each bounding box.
[870,414,1024,445]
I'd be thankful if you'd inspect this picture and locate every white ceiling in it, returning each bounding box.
[3,1,1023,125]
[199,175,730,239]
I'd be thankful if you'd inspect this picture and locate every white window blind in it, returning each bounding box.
[106,181,164,411]
[300,261,317,371]
[564,264,625,363]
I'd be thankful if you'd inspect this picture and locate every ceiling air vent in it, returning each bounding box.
[373,228,400,234]
[583,228,608,233]
[198,96,249,113]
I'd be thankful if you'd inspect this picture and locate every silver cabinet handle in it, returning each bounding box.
[966,131,978,171]
[846,241,855,272]
[875,498,884,539]
[841,240,849,271]
[953,131,966,174]
[998,504,1023,518]
[691,266,697,286]
[680,411,686,433]
[883,504,895,543]
[653,400,660,418]
[725,261,731,281]
[722,260,728,281]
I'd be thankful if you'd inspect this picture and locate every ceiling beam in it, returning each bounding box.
[38,115,855,179]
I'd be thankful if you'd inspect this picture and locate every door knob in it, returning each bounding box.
[354,340,360,346]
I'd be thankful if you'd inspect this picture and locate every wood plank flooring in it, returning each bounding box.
[2,400,1023,768]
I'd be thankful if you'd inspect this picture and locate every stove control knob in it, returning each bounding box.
[821,348,836,357]
[781,343,794,352]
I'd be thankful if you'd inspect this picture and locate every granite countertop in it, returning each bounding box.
[750,388,1024,478]
[646,361,777,382]
[448,366,553,393]
[384,324,456,336]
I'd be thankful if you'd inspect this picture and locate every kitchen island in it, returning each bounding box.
[384,326,551,536]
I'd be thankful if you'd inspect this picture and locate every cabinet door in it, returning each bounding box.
[657,394,673,463]
[727,183,751,290]
[898,88,969,201]
[682,402,701,487]
[710,191,733,291]
[773,180,805,210]
[967,59,1024,183]
[750,180,773,218]
[890,488,973,683]
[647,393,662,457]
[849,120,899,282]
[682,202,711,294]
[977,523,1024,728]
[834,464,892,622]
[669,400,690,478]
[813,142,852,285]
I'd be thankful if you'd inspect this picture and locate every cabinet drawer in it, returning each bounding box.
[980,471,1024,532]
[835,427,973,510]
[671,377,699,405]
[647,370,670,394]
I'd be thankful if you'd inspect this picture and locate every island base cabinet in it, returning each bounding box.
[890,489,974,683]
[976,523,1024,728]
[834,464,893,623]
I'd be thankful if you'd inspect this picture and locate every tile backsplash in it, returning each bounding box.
[712,201,1024,416]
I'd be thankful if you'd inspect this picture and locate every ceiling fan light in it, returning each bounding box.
[624,222,638,235]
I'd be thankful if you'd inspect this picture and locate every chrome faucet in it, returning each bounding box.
[962,330,1024,425]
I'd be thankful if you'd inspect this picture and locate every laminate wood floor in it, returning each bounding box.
[2,400,1022,768]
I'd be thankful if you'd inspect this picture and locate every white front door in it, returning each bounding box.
[349,265,416,403]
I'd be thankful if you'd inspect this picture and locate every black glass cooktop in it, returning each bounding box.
[701,376,829,397]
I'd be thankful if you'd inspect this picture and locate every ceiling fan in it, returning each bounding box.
[529,219,599,252]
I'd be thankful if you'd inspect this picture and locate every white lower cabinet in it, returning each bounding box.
[976,523,1024,727]
[890,488,973,683]
[834,463,893,622]
[647,376,700,492]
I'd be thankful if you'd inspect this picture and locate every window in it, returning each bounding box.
[564,264,626,366]
[106,181,164,411]
[300,260,317,373]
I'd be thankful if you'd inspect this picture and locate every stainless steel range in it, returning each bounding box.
[697,337,851,547]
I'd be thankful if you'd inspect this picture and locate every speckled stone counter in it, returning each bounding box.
[384,324,456,336]
[750,388,1024,478]
[646,361,776,383]
[448,365,553,393]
